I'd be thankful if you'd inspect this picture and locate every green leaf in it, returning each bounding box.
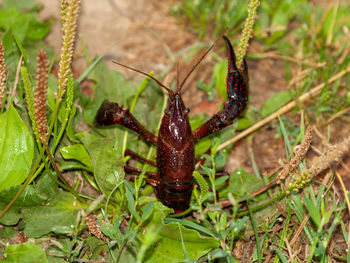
[236,117,252,131]
[261,91,293,118]
[304,196,321,228]
[214,175,229,187]
[189,113,207,130]
[143,222,219,263]
[125,181,141,221]
[3,242,48,263]
[145,201,173,226]
[0,105,34,192]
[142,201,154,222]
[164,218,216,238]
[77,132,124,195]
[22,191,81,238]
[0,202,21,226]
[0,10,11,29]
[212,58,228,100]
[0,174,57,225]
[0,226,16,239]
[194,137,211,156]
[26,19,50,40]
[0,10,30,43]
[221,168,262,198]
[60,144,92,169]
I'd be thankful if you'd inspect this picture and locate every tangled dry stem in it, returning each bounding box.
[0,42,6,108]
[308,135,350,178]
[35,50,49,143]
[57,0,80,98]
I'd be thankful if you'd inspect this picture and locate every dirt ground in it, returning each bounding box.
[37,0,350,188]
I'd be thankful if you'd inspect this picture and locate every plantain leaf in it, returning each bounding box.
[261,91,293,118]
[0,105,34,192]
[212,58,228,100]
[21,191,80,238]
[60,144,92,169]
[143,222,219,263]
[2,242,48,263]
[77,131,124,195]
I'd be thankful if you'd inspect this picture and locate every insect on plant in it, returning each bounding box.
[95,36,248,213]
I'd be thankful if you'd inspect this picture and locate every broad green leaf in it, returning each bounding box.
[0,10,11,29]
[164,218,216,238]
[0,105,34,192]
[195,137,211,156]
[189,113,207,130]
[0,226,16,239]
[77,132,124,195]
[236,117,252,131]
[0,10,29,42]
[142,201,154,222]
[22,191,81,238]
[27,19,50,40]
[0,174,57,225]
[34,173,59,199]
[2,242,48,263]
[10,12,30,43]
[60,144,92,169]
[0,202,21,226]
[143,222,219,263]
[212,58,227,100]
[261,91,293,118]
[145,201,173,226]
[221,168,262,198]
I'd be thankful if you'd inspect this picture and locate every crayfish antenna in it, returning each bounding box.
[177,33,225,94]
[112,61,174,96]
[176,43,215,94]
[176,59,180,91]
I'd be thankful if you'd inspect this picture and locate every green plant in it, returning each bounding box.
[1,0,350,262]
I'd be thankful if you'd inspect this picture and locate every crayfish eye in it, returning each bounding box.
[164,108,169,116]
[184,108,190,115]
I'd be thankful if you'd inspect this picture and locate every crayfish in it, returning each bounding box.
[95,36,248,213]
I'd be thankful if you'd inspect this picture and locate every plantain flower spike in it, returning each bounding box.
[0,42,6,108]
[35,50,49,143]
[57,0,80,98]
[236,0,260,69]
